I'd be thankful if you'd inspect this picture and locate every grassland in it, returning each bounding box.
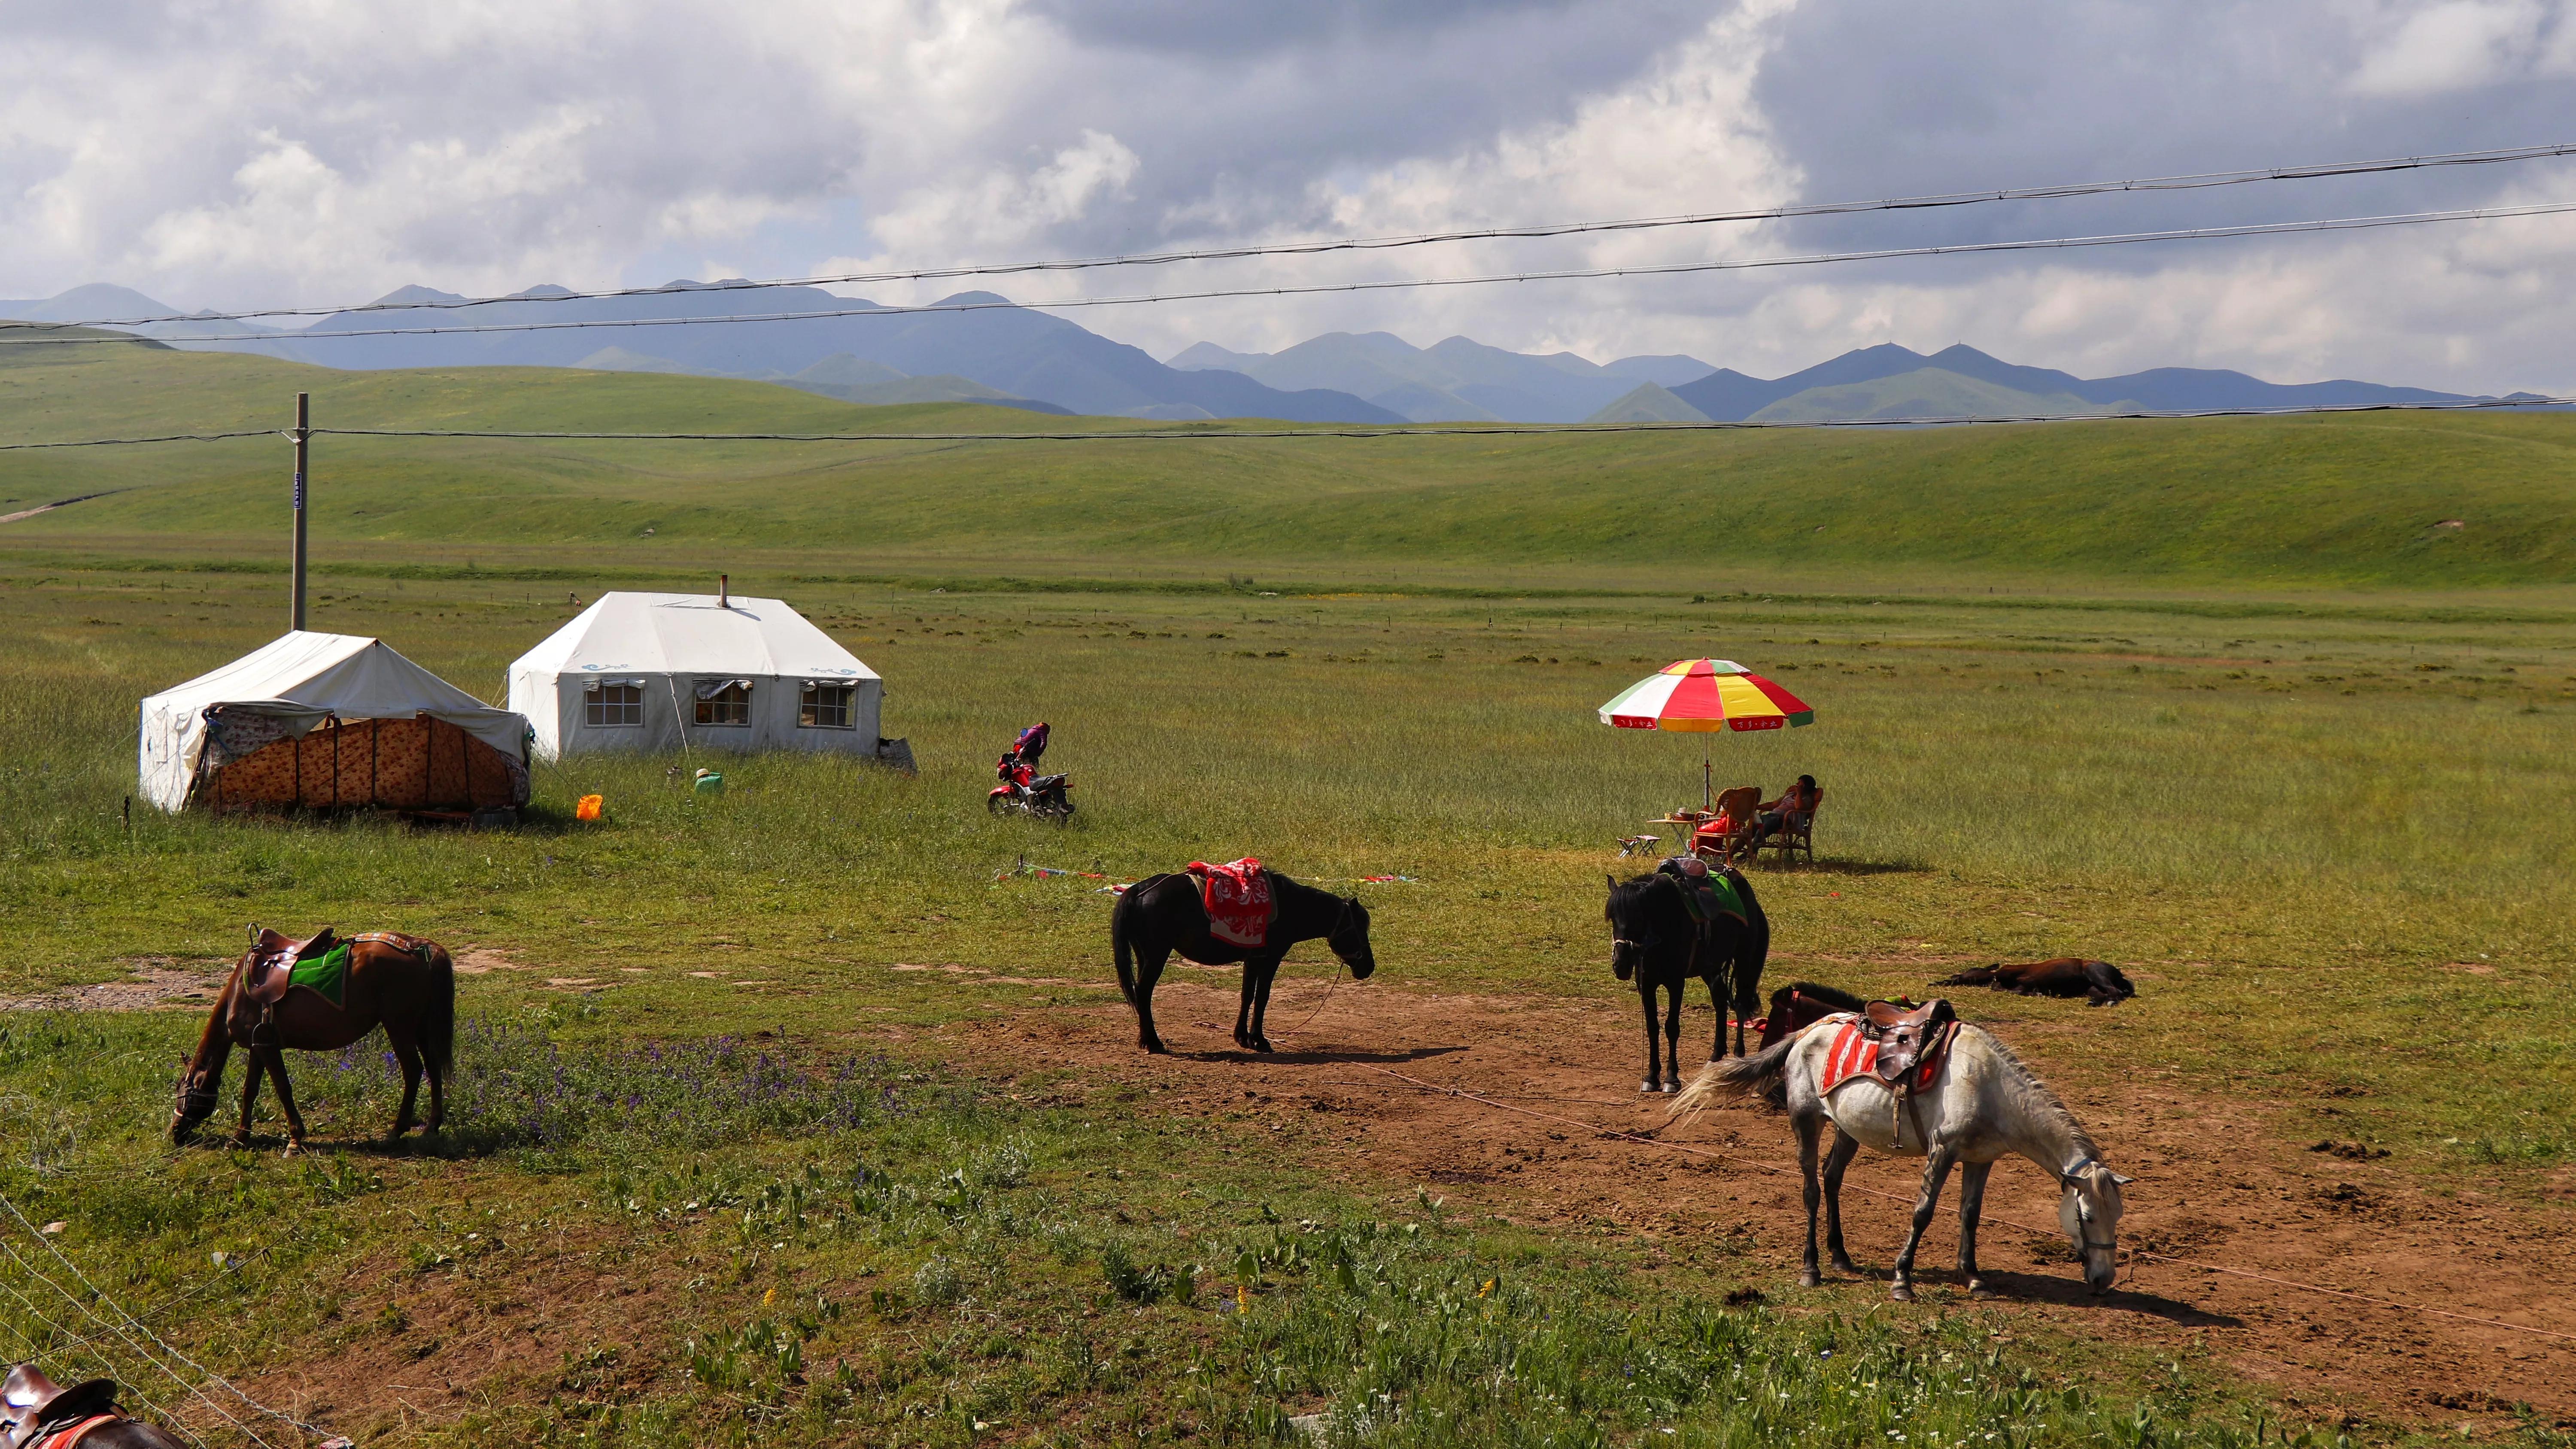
[6,343,2576,588]
[3,343,2574,1445]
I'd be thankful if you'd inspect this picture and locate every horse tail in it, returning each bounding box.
[1669,1032,1798,1124]
[422,943,456,1077]
[1111,884,1140,1005]
[1725,867,1769,1017]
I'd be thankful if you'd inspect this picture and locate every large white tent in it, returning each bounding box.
[506,591,886,760]
[140,632,533,814]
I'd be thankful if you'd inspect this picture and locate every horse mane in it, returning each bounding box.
[1968,1026,2101,1162]
[1771,979,1865,1012]
[1613,869,1703,903]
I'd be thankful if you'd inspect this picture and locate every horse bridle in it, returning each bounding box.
[2060,1159,2120,1253]
[1329,897,1367,959]
[175,1078,216,1120]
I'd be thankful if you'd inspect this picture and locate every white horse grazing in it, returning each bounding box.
[1669,1016,2132,1300]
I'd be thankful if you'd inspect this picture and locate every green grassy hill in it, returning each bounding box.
[1745,365,2128,422]
[5,343,2575,588]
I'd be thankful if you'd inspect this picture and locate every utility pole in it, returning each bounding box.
[290,392,309,631]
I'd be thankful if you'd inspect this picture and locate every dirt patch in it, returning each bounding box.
[0,959,227,1011]
[948,980,2576,1427]
[450,947,519,976]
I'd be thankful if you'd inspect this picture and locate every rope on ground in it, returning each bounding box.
[2125,1252,2576,1345]
[1356,1065,2576,1347]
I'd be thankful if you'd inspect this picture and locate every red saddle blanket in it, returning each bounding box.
[1815,1015,1954,1094]
[1186,858,1275,949]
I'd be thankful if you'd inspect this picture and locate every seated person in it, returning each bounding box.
[1755,775,1820,841]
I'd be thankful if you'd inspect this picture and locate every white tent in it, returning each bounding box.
[140,632,533,813]
[506,592,885,760]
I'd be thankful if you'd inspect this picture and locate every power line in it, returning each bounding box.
[7,139,2575,335]
[4,393,2565,456]
[9,199,2571,349]
[0,430,277,450]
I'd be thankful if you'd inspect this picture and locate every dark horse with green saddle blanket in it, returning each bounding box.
[172,925,455,1151]
[1604,862,1770,1093]
[1112,869,1375,1053]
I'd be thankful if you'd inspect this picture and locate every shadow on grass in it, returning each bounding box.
[180,1123,535,1160]
[1968,1270,2242,1326]
[1169,1044,1469,1067]
[1806,1266,2242,1326]
[1756,858,1931,878]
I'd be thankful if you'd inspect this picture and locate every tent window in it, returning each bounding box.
[801,683,855,729]
[584,683,643,727]
[694,680,753,726]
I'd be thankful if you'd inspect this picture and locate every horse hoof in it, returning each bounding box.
[1661,1079,1681,1094]
[1252,1039,1274,1054]
[1889,1283,1915,1303]
[1798,1270,1822,1289]
[280,1141,302,1158]
[1640,1080,1660,1095]
[1141,1039,1170,1055]
[1967,1280,2001,1300]
[1830,1257,1859,1276]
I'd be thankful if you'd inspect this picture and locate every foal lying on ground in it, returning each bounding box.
[1670,1016,2131,1301]
[1933,958,2134,1006]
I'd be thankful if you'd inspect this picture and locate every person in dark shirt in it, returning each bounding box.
[1756,775,1820,843]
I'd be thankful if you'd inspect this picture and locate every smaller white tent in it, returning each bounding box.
[506,592,884,760]
[140,632,533,813]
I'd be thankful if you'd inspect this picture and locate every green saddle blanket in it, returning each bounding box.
[1680,872,1749,925]
[289,942,351,1009]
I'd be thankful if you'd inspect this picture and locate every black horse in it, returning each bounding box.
[1111,870,1376,1053]
[1604,866,1769,1093]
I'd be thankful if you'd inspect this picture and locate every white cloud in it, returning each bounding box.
[0,0,2572,392]
[2347,0,2553,96]
[857,128,1142,270]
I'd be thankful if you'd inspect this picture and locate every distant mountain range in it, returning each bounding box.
[0,283,1403,424]
[1170,332,1713,423]
[1171,332,2541,423]
[1,283,2545,424]
[1656,342,2541,423]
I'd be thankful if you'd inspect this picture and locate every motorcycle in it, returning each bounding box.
[986,722,1075,820]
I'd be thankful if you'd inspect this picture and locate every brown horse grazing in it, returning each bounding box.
[2,1364,191,1448]
[172,925,455,1151]
[1933,958,2135,1006]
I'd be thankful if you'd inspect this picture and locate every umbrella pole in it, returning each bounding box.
[1703,747,1712,813]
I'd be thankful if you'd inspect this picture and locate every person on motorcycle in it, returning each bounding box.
[997,747,1036,790]
[989,723,1072,817]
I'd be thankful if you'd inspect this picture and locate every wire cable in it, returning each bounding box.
[0,1236,273,1447]
[9,139,2576,334]
[0,431,278,451]
[1,392,2566,457]
[9,198,2576,348]
[1,1194,326,1442]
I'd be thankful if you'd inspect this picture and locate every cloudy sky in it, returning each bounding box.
[5,0,2575,389]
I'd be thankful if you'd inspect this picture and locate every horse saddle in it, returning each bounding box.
[1,1367,116,1449]
[1860,998,1956,1085]
[245,926,337,1005]
[1656,859,1747,925]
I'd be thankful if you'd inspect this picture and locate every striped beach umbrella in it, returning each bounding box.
[1599,658,1813,810]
